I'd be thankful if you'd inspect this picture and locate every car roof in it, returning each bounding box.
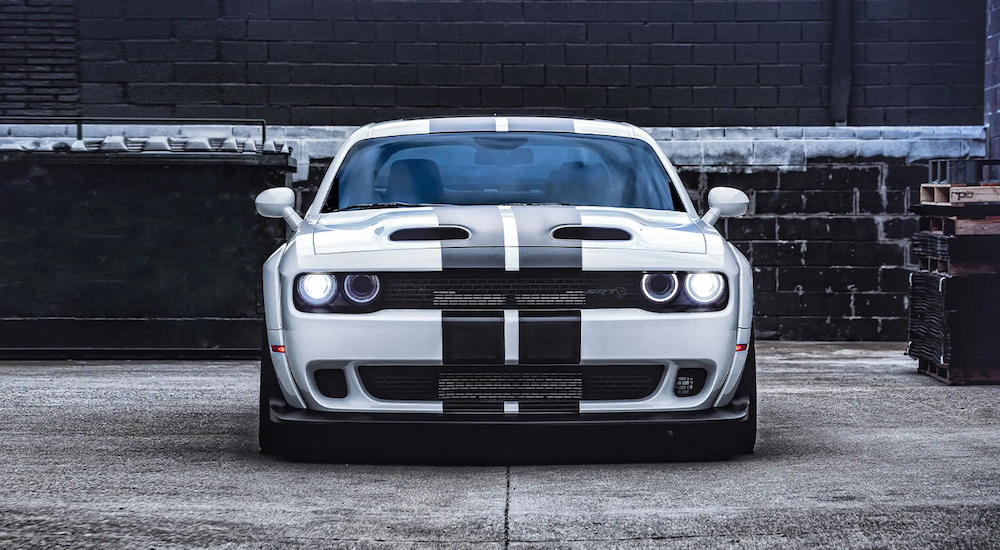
[360,116,641,140]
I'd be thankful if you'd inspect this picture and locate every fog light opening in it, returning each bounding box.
[674,368,708,397]
[315,369,348,398]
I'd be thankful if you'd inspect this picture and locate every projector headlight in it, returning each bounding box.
[344,274,381,304]
[641,273,679,303]
[684,273,726,305]
[296,273,338,307]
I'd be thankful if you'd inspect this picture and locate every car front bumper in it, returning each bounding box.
[269,306,752,416]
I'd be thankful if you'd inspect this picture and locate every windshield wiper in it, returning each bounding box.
[337,202,432,212]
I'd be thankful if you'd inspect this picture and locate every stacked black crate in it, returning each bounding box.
[907,159,1000,384]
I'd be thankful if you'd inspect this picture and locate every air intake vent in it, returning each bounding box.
[552,226,631,241]
[390,226,471,241]
[358,366,663,401]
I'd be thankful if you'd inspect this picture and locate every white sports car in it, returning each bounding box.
[255,116,755,459]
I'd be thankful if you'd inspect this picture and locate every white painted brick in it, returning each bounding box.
[723,127,753,138]
[776,127,804,139]
[643,127,673,139]
[1,124,76,137]
[658,140,702,165]
[301,139,348,158]
[802,127,834,138]
[852,127,881,140]
[751,127,778,139]
[880,127,908,140]
[907,139,963,161]
[804,139,857,159]
[856,139,910,159]
[753,140,806,166]
[907,127,938,138]
[702,140,753,165]
[671,127,700,140]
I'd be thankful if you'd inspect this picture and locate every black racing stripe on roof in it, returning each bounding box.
[428,117,497,133]
[506,117,576,133]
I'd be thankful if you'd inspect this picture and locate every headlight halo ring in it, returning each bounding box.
[683,272,726,305]
[343,273,381,304]
[296,273,338,307]
[641,272,680,303]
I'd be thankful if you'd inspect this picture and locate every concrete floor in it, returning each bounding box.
[1,342,998,549]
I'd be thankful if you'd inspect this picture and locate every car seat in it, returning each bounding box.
[546,161,610,205]
[385,159,444,204]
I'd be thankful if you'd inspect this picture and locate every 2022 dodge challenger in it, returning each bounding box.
[254,116,755,459]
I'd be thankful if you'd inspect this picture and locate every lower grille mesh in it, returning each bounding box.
[359,366,663,402]
[439,371,583,401]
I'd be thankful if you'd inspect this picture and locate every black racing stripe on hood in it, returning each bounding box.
[434,206,506,269]
[512,206,583,269]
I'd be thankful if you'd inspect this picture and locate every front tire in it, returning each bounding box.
[732,335,757,455]
[259,328,281,455]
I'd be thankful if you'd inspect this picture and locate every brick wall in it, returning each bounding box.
[987,0,1000,163]
[0,0,79,116]
[72,0,986,126]
[691,164,920,340]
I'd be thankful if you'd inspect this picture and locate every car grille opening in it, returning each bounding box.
[358,365,663,402]
[674,368,707,397]
[379,270,639,309]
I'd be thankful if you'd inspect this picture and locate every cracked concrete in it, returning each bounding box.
[1,342,998,549]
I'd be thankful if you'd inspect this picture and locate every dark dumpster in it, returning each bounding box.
[0,121,296,357]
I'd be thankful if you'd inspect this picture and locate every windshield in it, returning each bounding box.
[323,132,682,212]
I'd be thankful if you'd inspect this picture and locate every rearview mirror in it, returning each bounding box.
[702,186,749,226]
[255,187,302,230]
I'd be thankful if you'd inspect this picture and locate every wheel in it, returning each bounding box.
[732,334,757,455]
[259,326,281,455]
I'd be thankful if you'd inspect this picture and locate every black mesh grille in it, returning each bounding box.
[379,270,639,309]
[359,366,663,401]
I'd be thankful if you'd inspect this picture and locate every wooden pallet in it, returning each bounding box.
[918,215,1000,236]
[917,357,1000,385]
[918,256,1000,275]
[920,183,1000,206]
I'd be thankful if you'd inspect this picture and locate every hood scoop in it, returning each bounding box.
[390,226,471,242]
[552,226,632,241]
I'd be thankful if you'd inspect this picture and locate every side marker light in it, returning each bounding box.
[270,345,286,353]
[735,344,748,352]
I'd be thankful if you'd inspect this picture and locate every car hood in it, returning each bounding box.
[311,205,707,255]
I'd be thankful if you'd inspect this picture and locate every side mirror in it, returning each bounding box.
[702,186,749,226]
[255,187,302,230]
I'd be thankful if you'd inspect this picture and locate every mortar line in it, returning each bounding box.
[504,465,511,550]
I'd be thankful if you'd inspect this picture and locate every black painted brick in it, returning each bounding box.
[777,218,879,241]
[777,267,880,292]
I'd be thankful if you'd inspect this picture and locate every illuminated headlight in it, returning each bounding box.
[344,274,381,304]
[684,273,726,304]
[296,273,338,306]
[641,273,679,303]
